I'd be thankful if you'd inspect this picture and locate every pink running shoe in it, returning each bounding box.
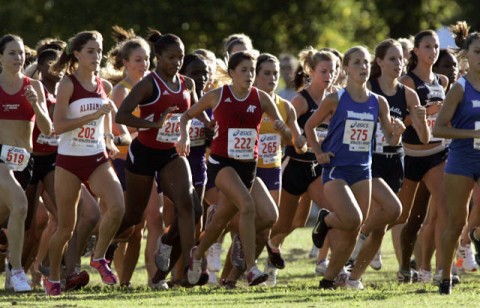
[90,257,118,285]
[43,277,61,296]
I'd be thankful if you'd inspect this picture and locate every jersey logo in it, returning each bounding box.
[2,103,20,112]
[162,90,170,96]
[246,105,257,113]
[473,100,480,108]
[224,97,232,103]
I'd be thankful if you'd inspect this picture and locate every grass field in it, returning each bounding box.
[0,227,479,307]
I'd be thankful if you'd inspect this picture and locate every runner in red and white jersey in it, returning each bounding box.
[44,30,124,296]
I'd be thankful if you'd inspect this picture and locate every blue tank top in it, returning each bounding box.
[402,72,445,144]
[321,89,379,167]
[370,78,406,153]
[285,89,317,161]
[449,77,480,158]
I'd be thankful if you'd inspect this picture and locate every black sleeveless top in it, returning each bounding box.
[285,89,318,161]
[402,72,445,145]
[370,78,406,153]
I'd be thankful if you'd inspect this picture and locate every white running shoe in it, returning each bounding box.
[155,236,173,272]
[308,245,319,258]
[369,250,382,271]
[345,278,364,290]
[207,243,223,272]
[315,259,329,276]
[264,260,277,287]
[457,243,479,272]
[418,269,432,283]
[11,269,31,293]
[334,267,350,288]
[148,279,169,290]
[208,271,218,285]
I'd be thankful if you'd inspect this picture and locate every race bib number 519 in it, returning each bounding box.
[342,119,374,152]
[0,145,30,171]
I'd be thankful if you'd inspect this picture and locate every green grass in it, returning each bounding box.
[1,228,479,307]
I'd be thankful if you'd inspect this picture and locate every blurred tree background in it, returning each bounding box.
[0,0,477,57]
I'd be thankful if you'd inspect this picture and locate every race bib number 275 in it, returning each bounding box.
[342,119,374,152]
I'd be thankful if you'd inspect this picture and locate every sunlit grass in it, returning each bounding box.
[1,227,479,307]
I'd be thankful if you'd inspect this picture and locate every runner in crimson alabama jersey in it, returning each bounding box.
[0,34,53,293]
[177,50,306,287]
[45,31,124,296]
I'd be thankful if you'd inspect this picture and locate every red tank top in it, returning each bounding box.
[69,74,108,104]
[210,85,263,159]
[0,77,35,121]
[137,72,191,150]
[32,88,57,153]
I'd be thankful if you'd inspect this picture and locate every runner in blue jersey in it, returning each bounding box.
[305,46,405,289]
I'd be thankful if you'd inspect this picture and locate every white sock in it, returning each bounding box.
[350,233,368,261]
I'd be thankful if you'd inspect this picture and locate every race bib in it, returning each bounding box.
[189,118,206,147]
[70,120,102,149]
[315,127,328,142]
[342,119,374,152]
[228,128,257,160]
[156,113,181,143]
[258,133,281,164]
[374,122,386,153]
[427,114,443,142]
[36,133,59,147]
[0,145,30,171]
[474,122,480,150]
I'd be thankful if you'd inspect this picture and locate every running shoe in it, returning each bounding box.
[220,279,237,289]
[396,269,412,283]
[369,249,382,271]
[433,270,460,286]
[456,243,478,272]
[266,241,285,269]
[155,235,173,272]
[418,269,432,283]
[64,270,90,291]
[312,209,331,249]
[412,269,419,282]
[319,278,335,290]
[207,242,223,272]
[43,278,61,296]
[149,279,169,290]
[187,246,207,285]
[90,257,118,285]
[207,271,218,285]
[315,259,329,276]
[333,267,350,288]
[11,268,31,293]
[264,260,277,286]
[345,278,364,290]
[470,228,480,265]
[230,234,246,271]
[309,245,319,258]
[438,279,452,295]
[246,265,268,286]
